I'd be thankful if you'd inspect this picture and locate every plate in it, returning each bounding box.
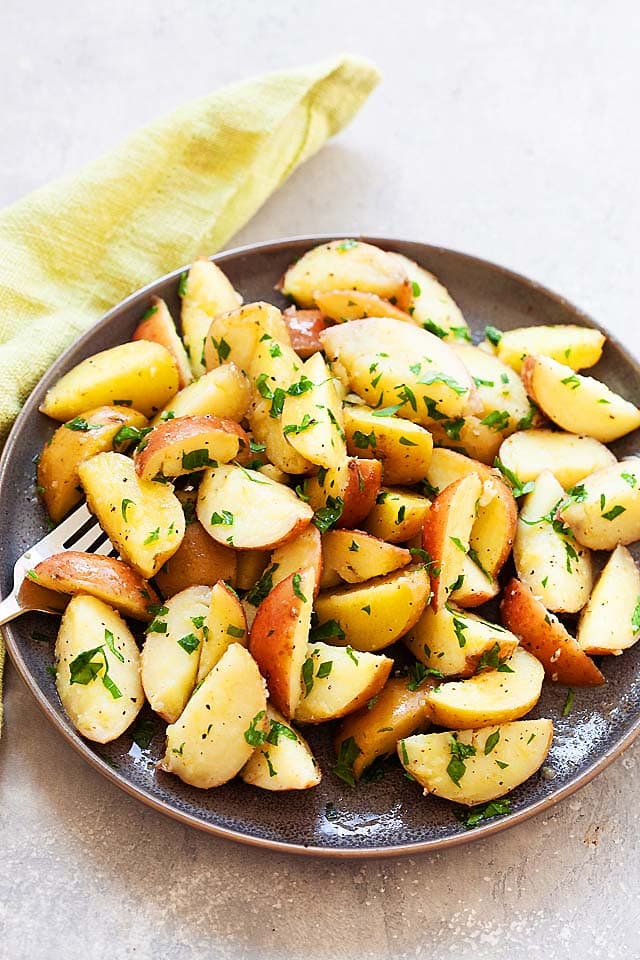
[2,235,639,858]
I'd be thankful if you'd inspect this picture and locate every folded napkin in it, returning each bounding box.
[0,53,380,730]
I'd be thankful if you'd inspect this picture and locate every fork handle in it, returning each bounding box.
[0,593,25,626]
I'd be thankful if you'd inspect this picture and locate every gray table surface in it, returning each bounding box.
[1,2,639,957]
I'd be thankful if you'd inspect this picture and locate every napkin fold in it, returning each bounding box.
[0,53,380,731]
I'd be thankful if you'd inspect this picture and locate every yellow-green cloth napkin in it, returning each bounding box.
[0,53,380,729]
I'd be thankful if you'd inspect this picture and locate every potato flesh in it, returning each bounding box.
[469,477,517,578]
[240,706,321,790]
[364,487,431,543]
[37,404,148,523]
[428,417,504,466]
[404,603,518,677]
[514,469,592,613]
[152,364,250,425]
[523,354,640,442]
[313,289,414,325]
[133,296,193,388]
[343,406,433,484]
[55,595,143,743]
[314,567,431,652]
[40,341,179,421]
[281,240,411,309]
[197,581,248,682]
[560,458,640,550]
[135,417,243,480]
[450,554,499,608]
[181,258,242,376]
[497,324,604,373]
[197,464,313,550]
[388,252,469,340]
[498,429,616,489]
[78,452,185,579]
[161,644,267,789]
[398,720,553,805]
[281,352,346,469]
[452,343,530,437]
[577,545,640,655]
[424,647,544,728]
[204,301,290,373]
[423,473,482,608]
[294,642,393,723]
[270,525,323,594]
[321,317,473,424]
[141,586,211,722]
[321,529,411,585]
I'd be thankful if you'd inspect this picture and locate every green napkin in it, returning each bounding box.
[0,53,380,730]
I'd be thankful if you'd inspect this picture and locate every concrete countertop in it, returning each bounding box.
[1,1,638,957]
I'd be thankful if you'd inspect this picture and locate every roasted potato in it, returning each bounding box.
[55,595,144,743]
[423,473,483,608]
[40,341,179,421]
[500,578,604,686]
[343,405,433,484]
[559,457,640,550]
[283,307,328,358]
[452,342,531,438]
[152,364,250,425]
[280,352,346,469]
[37,404,148,523]
[449,554,499,608]
[133,297,193,388]
[180,257,242,377]
[313,289,414,325]
[197,581,248,682]
[320,528,411,588]
[79,451,185,579]
[577,545,640,655]
[398,719,554,805]
[270,525,323,596]
[161,643,267,788]
[240,705,321,791]
[204,301,290,373]
[134,415,247,480]
[498,429,616,489]
[388,251,470,341]
[496,324,604,373]
[522,355,640,442]
[294,642,393,723]
[363,486,431,543]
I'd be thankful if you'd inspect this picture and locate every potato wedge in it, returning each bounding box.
[496,324,605,373]
[152,364,250,425]
[283,307,328,358]
[294,642,393,723]
[334,677,431,781]
[363,486,431,543]
[33,552,159,622]
[180,257,242,377]
[320,529,411,588]
[281,239,412,310]
[452,342,530,438]
[498,429,616,489]
[559,457,640,550]
[197,581,248,682]
[270,525,323,596]
[236,551,270,593]
[404,602,519,678]
[424,647,544,729]
[423,473,483,608]
[500,578,604,686]
[388,252,470,341]
[398,720,553,806]
[204,301,290,373]
[240,706,321,791]
[321,317,473,424]
[450,555,499,608]
[133,296,193,388]
[577,545,640,655]
[249,567,315,717]
[313,289,414,325]
[134,415,247,480]
[197,464,313,550]
[313,566,430,652]
[40,341,179,421]
[340,458,382,528]
[281,352,346,468]
[514,469,592,613]
[141,586,211,723]
[37,404,148,523]
[428,417,504,465]
[55,595,144,743]
[343,406,433,484]
[79,452,185,579]
[161,643,267,789]
[522,354,640,442]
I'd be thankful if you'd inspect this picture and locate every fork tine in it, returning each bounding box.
[67,519,105,553]
[94,537,115,557]
[36,502,94,552]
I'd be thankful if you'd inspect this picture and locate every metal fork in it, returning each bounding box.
[0,502,115,625]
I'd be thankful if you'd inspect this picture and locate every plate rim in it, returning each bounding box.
[3,233,640,858]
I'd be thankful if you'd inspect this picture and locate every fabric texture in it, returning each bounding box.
[0,53,380,730]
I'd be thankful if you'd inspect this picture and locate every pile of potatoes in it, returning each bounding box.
[31,239,640,817]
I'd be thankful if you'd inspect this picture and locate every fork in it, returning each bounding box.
[0,501,115,625]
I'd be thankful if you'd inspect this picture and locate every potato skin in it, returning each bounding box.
[154,516,237,597]
[37,405,148,523]
[33,551,159,621]
[132,296,193,388]
[339,458,382,528]
[283,307,328,357]
[152,364,250,425]
[134,415,247,480]
[334,677,432,780]
[423,474,482,609]
[559,457,640,550]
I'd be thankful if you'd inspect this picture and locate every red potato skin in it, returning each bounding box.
[132,296,192,388]
[422,477,468,610]
[520,356,536,400]
[283,307,329,358]
[272,525,323,598]
[500,578,605,687]
[33,551,160,621]
[248,571,310,717]
[339,458,382,528]
[134,415,248,479]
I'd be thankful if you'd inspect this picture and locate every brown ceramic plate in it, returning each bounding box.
[2,236,639,857]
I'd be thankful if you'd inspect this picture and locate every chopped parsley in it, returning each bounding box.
[333,736,362,786]
[447,734,476,786]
